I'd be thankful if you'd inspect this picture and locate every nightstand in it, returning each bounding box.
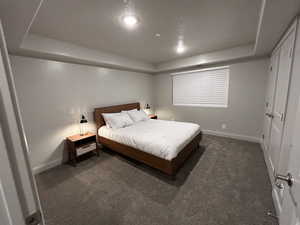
[66,132,99,166]
[149,114,158,119]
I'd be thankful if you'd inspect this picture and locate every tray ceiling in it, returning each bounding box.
[30,0,261,64]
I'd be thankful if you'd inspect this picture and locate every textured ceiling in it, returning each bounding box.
[30,0,261,64]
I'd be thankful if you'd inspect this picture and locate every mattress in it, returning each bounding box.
[98,119,201,160]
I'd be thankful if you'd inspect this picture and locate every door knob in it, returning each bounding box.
[275,173,294,187]
[265,113,274,118]
[275,182,284,189]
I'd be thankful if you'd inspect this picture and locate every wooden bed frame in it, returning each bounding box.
[94,102,202,176]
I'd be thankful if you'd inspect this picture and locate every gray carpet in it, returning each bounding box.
[36,135,277,225]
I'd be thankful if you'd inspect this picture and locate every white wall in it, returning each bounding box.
[10,55,268,173]
[154,58,269,141]
[10,55,154,172]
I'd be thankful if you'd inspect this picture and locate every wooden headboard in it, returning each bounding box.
[94,102,140,138]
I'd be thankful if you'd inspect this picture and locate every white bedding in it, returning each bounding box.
[98,119,201,160]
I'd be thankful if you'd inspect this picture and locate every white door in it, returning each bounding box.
[0,124,26,225]
[263,50,279,152]
[269,30,295,175]
[0,21,44,225]
[278,96,300,225]
[274,19,300,225]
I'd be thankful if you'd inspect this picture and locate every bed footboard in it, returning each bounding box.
[99,131,202,176]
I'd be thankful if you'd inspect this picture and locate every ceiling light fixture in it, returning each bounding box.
[155,33,161,37]
[122,14,139,28]
[176,40,186,54]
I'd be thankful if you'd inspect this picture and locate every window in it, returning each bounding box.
[172,66,229,107]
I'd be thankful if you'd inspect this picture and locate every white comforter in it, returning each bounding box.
[98,119,201,160]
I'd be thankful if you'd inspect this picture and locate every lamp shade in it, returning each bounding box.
[80,115,88,123]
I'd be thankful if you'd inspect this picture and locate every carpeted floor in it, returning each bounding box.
[36,135,277,225]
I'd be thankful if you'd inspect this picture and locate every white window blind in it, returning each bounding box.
[172,66,229,107]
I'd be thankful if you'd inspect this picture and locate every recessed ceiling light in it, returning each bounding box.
[155,33,161,37]
[122,14,139,29]
[176,41,186,54]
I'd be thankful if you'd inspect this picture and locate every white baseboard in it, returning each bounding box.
[32,158,62,175]
[203,129,261,143]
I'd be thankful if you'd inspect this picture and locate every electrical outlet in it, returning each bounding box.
[221,124,227,129]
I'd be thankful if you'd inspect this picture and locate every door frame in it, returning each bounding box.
[261,51,279,183]
[262,49,280,161]
[0,20,44,225]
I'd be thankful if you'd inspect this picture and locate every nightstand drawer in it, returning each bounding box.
[76,143,96,156]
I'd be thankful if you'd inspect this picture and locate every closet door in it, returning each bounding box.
[269,32,295,174]
[263,50,279,152]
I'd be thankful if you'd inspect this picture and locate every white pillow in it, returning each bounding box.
[124,109,149,122]
[119,112,134,127]
[122,109,138,114]
[102,112,133,129]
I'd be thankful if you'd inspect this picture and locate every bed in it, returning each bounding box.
[94,103,202,176]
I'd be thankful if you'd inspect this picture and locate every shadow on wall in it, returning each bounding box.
[45,140,69,164]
